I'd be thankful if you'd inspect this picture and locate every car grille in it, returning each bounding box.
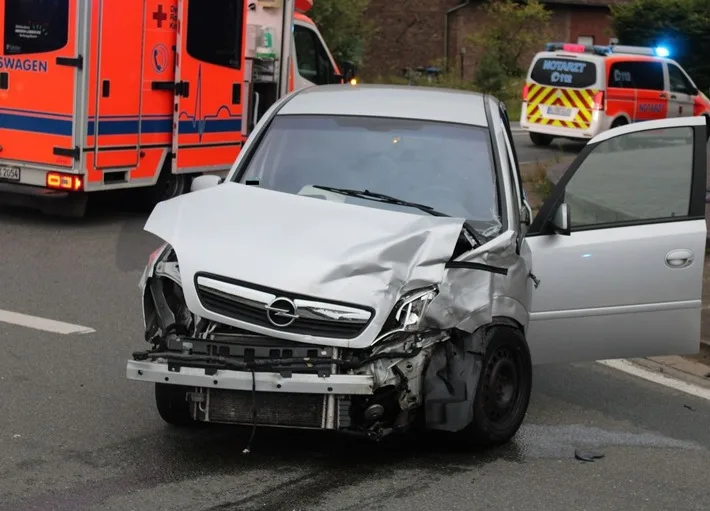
[195,273,372,339]
[204,389,327,428]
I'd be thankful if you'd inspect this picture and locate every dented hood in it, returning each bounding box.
[144,182,466,348]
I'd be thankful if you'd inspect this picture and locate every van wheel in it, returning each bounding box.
[611,118,627,129]
[154,171,191,203]
[155,383,200,427]
[461,325,532,448]
[529,132,553,147]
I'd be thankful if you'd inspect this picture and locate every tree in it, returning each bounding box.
[470,0,552,92]
[308,0,373,66]
[611,0,710,91]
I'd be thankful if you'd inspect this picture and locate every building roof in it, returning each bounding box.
[278,84,491,127]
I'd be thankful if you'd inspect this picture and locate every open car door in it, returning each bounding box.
[524,116,708,365]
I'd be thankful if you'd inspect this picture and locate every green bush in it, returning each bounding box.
[308,0,373,66]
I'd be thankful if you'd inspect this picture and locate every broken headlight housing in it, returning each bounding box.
[374,286,439,345]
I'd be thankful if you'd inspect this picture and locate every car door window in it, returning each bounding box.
[668,63,695,95]
[608,61,664,91]
[564,126,693,228]
[293,24,334,85]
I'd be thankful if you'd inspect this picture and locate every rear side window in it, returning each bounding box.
[3,0,69,55]
[186,0,243,69]
[608,61,664,91]
[530,57,597,88]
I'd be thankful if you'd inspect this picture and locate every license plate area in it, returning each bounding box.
[0,165,20,182]
[546,105,574,117]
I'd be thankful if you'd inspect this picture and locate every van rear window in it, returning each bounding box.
[530,57,597,88]
[3,0,69,56]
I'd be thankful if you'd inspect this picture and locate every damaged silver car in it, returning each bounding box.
[127,84,708,448]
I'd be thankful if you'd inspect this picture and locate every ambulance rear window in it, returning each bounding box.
[186,0,244,70]
[3,0,69,55]
[530,57,597,88]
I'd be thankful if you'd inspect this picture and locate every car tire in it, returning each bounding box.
[529,132,553,147]
[154,383,200,427]
[462,325,532,448]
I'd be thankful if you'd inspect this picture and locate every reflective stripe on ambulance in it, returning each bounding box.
[525,83,599,130]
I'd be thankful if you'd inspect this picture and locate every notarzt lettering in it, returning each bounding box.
[542,60,587,73]
[639,103,664,113]
[0,57,48,72]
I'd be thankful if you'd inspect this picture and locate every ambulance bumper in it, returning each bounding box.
[126,359,375,395]
[519,121,601,140]
[0,182,87,215]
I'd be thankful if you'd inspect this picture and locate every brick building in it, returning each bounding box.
[362,0,631,80]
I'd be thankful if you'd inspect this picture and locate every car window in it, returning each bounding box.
[238,115,503,234]
[3,0,69,55]
[608,61,664,91]
[293,24,335,85]
[564,126,694,229]
[667,63,695,95]
[186,0,243,69]
[530,56,597,88]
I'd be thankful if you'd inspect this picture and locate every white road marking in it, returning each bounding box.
[0,309,95,335]
[599,359,710,401]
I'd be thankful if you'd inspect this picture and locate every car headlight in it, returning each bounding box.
[392,286,439,331]
[374,286,439,346]
[139,242,171,290]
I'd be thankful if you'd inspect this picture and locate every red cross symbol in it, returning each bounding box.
[152,4,167,28]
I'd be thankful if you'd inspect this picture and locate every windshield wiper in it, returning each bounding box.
[312,185,482,247]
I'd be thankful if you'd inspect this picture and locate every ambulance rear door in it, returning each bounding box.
[0,0,81,175]
[525,52,601,132]
[172,0,248,175]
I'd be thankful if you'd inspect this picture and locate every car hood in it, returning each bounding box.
[144,182,466,349]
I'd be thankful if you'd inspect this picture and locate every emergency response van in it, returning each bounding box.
[520,42,710,146]
[0,0,353,216]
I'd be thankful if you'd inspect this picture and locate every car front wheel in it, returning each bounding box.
[154,383,200,427]
[463,324,532,447]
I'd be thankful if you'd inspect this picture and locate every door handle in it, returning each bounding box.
[670,94,677,99]
[665,249,694,269]
[660,93,667,99]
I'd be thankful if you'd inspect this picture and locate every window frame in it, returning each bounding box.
[666,62,696,96]
[293,22,336,85]
[526,120,707,237]
[3,0,70,56]
[185,0,244,70]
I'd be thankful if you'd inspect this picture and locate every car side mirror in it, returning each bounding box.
[552,202,571,235]
[190,174,223,193]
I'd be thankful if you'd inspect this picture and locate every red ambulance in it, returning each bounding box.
[0,0,354,216]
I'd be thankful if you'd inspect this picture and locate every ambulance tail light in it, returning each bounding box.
[46,172,83,192]
[522,83,530,101]
[593,91,605,111]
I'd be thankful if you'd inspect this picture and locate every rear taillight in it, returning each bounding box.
[593,91,605,111]
[522,83,529,101]
[47,172,83,191]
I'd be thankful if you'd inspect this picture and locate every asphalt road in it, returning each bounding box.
[2,175,710,510]
[512,129,586,164]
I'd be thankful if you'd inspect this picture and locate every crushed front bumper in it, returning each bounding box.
[126,359,374,395]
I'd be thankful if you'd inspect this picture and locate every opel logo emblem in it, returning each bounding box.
[556,90,562,98]
[265,297,299,327]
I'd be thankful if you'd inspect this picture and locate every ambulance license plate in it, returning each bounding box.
[0,165,20,182]
[546,106,573,117]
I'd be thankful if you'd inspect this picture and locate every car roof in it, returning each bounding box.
[277,84,491,127]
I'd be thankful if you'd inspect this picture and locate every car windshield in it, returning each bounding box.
[236,114,502,236]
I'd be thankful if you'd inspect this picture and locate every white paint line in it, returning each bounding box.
[0,309,95,335]
[598,359,710,401]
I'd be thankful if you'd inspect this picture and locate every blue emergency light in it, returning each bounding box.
[654,46,670,57]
